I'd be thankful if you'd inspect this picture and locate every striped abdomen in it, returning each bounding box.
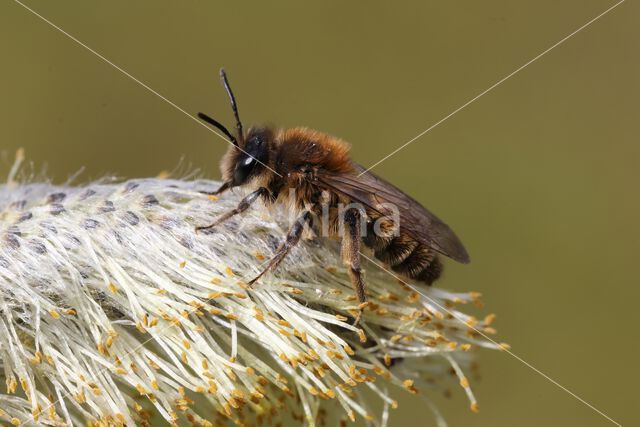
[363,222,443,285]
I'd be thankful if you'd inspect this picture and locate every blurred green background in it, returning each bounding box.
[1,1,638,425]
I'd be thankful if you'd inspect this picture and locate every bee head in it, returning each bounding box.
[221,127,273,186]
[197,68,273,187]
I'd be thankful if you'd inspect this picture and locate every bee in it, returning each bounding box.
[197,69,470,319]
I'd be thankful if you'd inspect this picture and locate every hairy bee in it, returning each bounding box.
[197,69,470,318]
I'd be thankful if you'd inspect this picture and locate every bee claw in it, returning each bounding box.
[195,224,215,234]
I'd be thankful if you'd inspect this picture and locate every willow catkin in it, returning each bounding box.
[0,176,501,426]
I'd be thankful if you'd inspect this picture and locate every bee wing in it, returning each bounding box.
[315,164,470,264]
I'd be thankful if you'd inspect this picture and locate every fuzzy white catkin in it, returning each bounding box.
[0,175,501,427]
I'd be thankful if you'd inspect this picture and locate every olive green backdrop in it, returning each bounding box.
[1,1,638,426]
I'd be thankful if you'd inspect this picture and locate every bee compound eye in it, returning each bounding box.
[234,156,257,184]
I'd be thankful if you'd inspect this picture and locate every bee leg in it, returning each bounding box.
[343,209,367,325]
[248,211,313,287]
[199,181,231,196]
[195,187,267,233]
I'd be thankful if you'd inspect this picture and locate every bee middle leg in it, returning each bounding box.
[343,208,367,324]
[195,187,267,233]
[248,211,313,286]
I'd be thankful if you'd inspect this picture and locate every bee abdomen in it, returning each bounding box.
[361,215,443,285]
[373,237,442,285]
[374,235,418,267]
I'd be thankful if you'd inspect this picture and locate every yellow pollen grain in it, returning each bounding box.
[254,251,266,261]
[48,310,60,319]
[460,377,470,388]
[484,313,496,325]
[7,378,17,393]
[10,417,21,426]
[358,301,370,310]
[182,340,191,350]
[376,307,388,316]
[179,261,186,268]
[470,402,480,413]
[207,292,222,299]
[357,329,367,343]
[406,292,420,303]
[224,266,235,277]
[383,354,392,366]
[225,313,238,320]
[211,277,222,284]
[334,314,348,322]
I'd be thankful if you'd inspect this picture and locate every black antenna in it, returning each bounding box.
[219,68,244,144]
[197,112,238,146]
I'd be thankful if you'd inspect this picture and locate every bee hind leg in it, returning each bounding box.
[248,210,313,286]
[343,209,368,325]
[195,187,267,233]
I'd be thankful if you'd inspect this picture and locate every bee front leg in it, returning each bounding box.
[195,187,267,233]
[199,181,231,196]
[248,211,313,286]
[343,208,367,325]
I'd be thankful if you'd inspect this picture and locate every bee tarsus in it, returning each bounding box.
[195,187,267,233]
[247,210,313,287]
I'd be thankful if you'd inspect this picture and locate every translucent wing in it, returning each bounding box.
[315,164,470,263]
